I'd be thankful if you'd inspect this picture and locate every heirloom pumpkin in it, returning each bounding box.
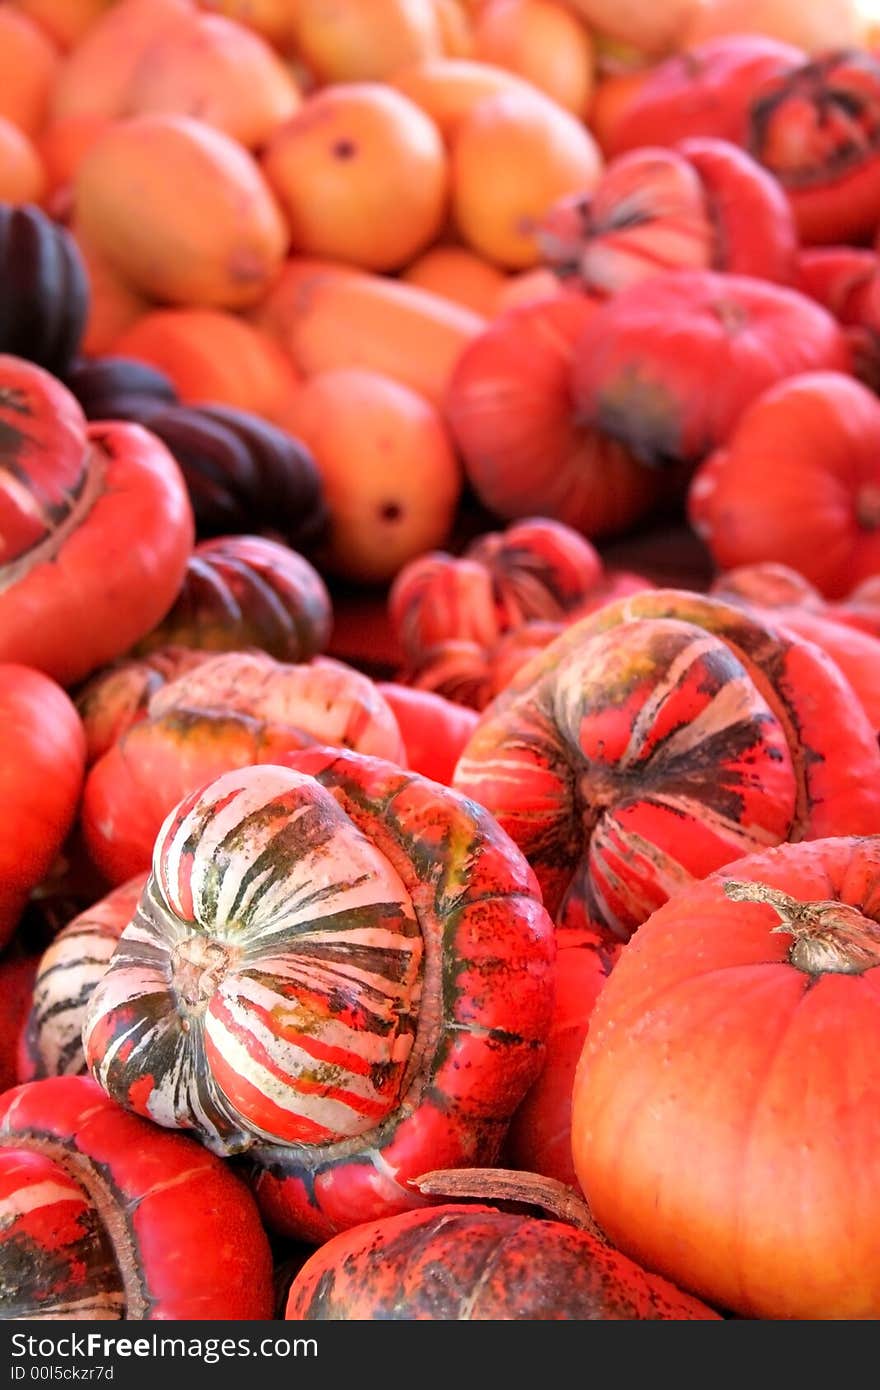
[539,137,797,296]
[390,517,603,665]
[75,648,211,766]
[0,1075,274,1319]
[82,753,556,1242]
[284,1191,717,1320]
[571,834,880,1319]
[0,356,194,687]
[689,371,880,599]
[19,875,146,1082]
[745,50,880,245]
[453,588,880,937]
[445,293,661,538]
[388,517,647,709]
[795,247,880,390]
[80,649,406,884]
[600,34,803,157]
[569,270,850,471]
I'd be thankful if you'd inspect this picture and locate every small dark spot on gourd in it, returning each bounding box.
[332,138,357,160]
[380,501,402,523]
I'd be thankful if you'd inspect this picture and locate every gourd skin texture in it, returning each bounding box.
[571,836,880,1320]
[83,752,556,1242]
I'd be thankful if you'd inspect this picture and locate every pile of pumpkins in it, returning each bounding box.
[3,0,880,1324]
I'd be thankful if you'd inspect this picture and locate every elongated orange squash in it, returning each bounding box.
[250,257,486,407]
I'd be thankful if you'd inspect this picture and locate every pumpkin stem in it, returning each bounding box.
[411,1167,608,1241]
[723,879,880,975]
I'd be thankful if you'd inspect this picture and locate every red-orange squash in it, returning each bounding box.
[569,270,850,470]
[0,1076,274,1318]
[284,1198,718,1319]
[445,294,661,538]
[571,834,880,1319]
[0,356,194,687]
[689,371,880,599]
[82,753,556,1242]
[80,650,407,885]
[745,50,880,245]
[601,34,803,157]
[453,588,880,938]
[539,137,797,295]
[0,664,86,948]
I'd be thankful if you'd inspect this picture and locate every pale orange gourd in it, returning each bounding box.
[74,114,288,310]
[250,258,486,407]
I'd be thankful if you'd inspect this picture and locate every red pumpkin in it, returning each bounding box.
[737,604,880,733]
[504,926,621,1189]
[0,1075,274,1318]
[746,50,880,245]
[376,683,479,785]
[0,950,41,1092]
[82,753,556,1242]
[453,589,880,938]
[571,834,880,1319]
[710,560,826,610]
[390,517,603,660]
[539,137,797,296]
[80,650,406,884]
[0,355,194,687]
[388,516,615,708]
[796,247,880,390]
[0,663,86,947]
[445,295,661,539]
[601,34,803,157]
[689,371,880,598]
[284,1199,718,1320]
[75,646,211,765]
[569,270,850,470]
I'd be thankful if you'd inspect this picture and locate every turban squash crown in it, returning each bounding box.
[82,750,556,1243]
[453,589,880,940]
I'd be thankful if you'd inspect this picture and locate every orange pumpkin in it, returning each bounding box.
[50,0,193,121]
[285,367,462,584]
[571,836,880,1318]
[7,0,115,51]
[113,309,302,428]
[472,0,594,118]
[121,9,302,149]
[402,244,507,316]
[292,0,444,83]
[0,8,60,139]
[450,87,603,268]
[390,57,537,143]
[0,120,47,206]
[262,83,449,273]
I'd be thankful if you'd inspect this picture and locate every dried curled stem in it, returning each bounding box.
[411,1167,608,1242]
[723,879,880,976]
